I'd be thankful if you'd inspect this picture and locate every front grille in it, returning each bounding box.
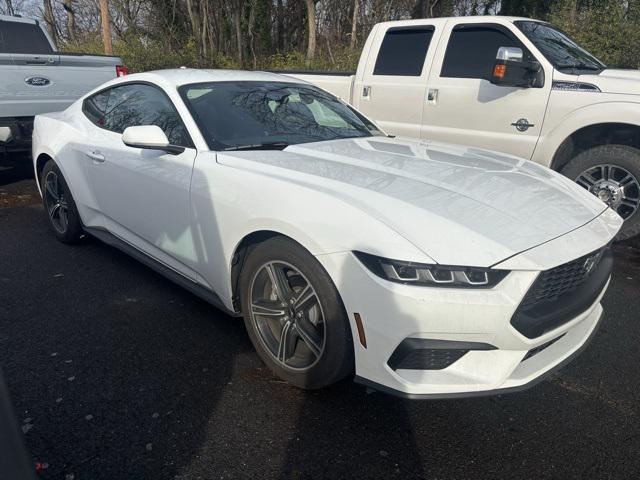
[511,247,613,339]
[521,249,605,309]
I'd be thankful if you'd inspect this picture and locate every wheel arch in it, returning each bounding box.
[229,230,285,312]
[550,122,640,172]
[34,151,55,196]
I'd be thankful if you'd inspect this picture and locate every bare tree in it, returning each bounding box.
[42,0,59,44]
[63,0,77,42]
[99,0,113,54]
[350,0,359,49]
[4,0,14,15]
[305,0,317,64]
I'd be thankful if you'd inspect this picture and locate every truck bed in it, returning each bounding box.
[274,71,355,103]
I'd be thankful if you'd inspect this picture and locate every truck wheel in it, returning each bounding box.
[239,236,354,389]
[561,145,640,241]
[40,159,83,243]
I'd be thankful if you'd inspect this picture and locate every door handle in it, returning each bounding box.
[86,150,105,162]
[427,88,438,104]
[362,85,371,99]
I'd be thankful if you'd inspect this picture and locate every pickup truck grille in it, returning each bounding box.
[511,247,612,339]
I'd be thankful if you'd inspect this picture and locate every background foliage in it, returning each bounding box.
[2,0,639,72]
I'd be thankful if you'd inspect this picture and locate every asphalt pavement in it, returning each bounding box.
[1,154,639,479]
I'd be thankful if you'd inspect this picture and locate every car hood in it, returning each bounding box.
[218,137,608,267]
[580,69,640,95]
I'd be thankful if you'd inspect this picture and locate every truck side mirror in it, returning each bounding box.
[491,46,543,88]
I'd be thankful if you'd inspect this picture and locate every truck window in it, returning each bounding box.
[0,20,54,54]
[373,26,434,76]
[440,25,521,80]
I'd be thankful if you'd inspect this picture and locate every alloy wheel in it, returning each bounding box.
[44,171,70,234]
[249,261,326,371]
[575,164,640,219]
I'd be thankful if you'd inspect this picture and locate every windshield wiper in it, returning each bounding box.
[224,142,289,151]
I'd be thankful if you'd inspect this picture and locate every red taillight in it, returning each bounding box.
[116,65,129,77]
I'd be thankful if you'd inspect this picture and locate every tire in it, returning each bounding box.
[40,159,83,243]
[239,236,354,389]
[561,144,640,241]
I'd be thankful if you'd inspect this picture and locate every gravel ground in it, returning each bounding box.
[1,154,639,479]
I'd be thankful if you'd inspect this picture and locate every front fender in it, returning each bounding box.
[532,100,640,168]
[189,155,432,309]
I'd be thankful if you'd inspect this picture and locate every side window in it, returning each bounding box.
[0,20,54,54]
[373,27,434,76]
[441,25,524,80]
[104,84,190,147]
[83,90,110,126]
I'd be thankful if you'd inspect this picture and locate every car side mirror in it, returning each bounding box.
[490,46,543,88]
[122,125,184,155]
[0,126,12,143]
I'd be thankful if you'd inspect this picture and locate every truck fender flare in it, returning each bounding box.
[532,101,640,169]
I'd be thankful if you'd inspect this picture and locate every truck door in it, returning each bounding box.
[423,22,551,160]
[355,24,439,138]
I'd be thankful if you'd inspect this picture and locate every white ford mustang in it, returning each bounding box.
[32,69,622,398]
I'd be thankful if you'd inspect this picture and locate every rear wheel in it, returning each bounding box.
[240,237,354,389]
[561,145,640,241]
[40,159,83,243]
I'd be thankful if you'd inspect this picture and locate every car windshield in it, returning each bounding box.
[515,21,606,72]
[179,81,383,151]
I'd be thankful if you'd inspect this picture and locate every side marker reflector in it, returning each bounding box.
[353,313,367,349]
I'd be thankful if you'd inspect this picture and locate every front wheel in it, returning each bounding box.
[561,144,640,241]
[239,236,354,389]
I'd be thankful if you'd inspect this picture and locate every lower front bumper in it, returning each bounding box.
[355,302,603,399]
[316,251,608,399]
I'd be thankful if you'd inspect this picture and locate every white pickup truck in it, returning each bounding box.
[0,14,126,153]
[290,16,640,240]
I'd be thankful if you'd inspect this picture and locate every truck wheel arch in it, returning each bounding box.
[551,122,640,172]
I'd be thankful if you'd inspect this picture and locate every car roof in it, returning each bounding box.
[119,69,306,88]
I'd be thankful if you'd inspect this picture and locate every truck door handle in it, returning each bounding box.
[86,150,105,162]
[362,85,371,99]
[427,88,438,104]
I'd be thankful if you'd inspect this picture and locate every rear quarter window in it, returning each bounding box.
[373,26,434,76]
[0,20,54,54]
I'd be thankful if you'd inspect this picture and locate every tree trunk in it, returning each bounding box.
[185,0,203,64]
[248,0,258,69]
[350,0,359,49]
[304,0,316,65]
[233,9,243,67]
[43,0,58,45]
[63,0,77,42]
[4,0,14,15]
[99,0,113,55]
[276,0,284,51]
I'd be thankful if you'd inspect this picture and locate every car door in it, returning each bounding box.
[423,22,552,160]
[82,82,199,279]
[354,24,438,138]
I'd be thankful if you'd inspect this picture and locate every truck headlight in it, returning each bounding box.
[353,251,509,288]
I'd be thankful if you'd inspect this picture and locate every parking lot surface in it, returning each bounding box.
[1,155,640,479]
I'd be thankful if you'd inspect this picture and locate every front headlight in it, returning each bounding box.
[353,251,509,288]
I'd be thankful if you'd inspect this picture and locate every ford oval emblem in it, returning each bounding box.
[25,76,51,87]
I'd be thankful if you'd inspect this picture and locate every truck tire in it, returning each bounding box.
[40,159,83,243]
[561,144,640,241]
